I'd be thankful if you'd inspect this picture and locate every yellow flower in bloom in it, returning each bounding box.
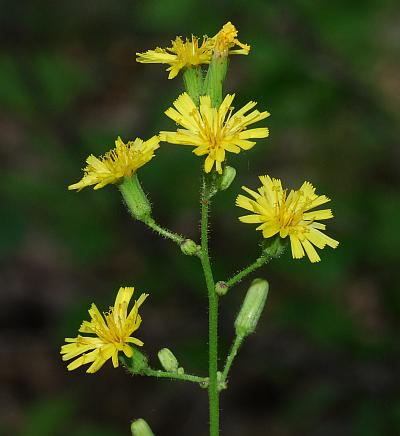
[160,93,269,173]
[60,287,148,373]
[136,35,214,79]
[236,176,339,263]
[212,21,250,57]
[136,22,249,79]
[68,136,159,191]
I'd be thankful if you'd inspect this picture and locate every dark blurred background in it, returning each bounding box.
[1,1,399,435]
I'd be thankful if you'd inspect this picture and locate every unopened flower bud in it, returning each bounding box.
[215,281,228,296]
[158,348,179,372]
[235,278,269,337]
[180,239,201,256]
[131,418,154,436]
[119,174,152,222]
[130,348,149,374]
[219,166,236,191]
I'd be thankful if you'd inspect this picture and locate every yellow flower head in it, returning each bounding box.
[60,287,148,373]
[136,22,249,79]
[236,176,339,263]
[68,136,159,191]
[212,21,251,57]
[136,35,213,79]
[160,93,269,174]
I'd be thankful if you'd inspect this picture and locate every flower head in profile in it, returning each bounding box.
[136,22,249,79]
[236,176,339,263]
[160,93,269,173]
[60,287,148,373]
[68,136,159,191]
[212,21,250,57]
[136,35,213,79]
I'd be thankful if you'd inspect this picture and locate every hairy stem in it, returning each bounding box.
[200,182,219,436]
[144,217,185,245]
[225,254,271,289]
[143,368,207,385]
[221,335,244,382]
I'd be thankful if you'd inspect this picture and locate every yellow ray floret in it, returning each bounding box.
[60,287,148,373]
[160,93,269,173]
[68,136,159,191]
[136,35,214,79]
[212,21,250,57]
[236,176,339,263]
[136,22,249,79]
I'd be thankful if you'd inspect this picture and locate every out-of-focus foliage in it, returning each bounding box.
[1,1,399,435]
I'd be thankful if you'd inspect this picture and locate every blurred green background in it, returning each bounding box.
[1,1,399,435]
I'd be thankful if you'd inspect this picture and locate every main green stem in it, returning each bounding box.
[200,186,219,436]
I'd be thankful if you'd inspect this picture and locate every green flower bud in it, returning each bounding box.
[235,278,269,337]
[131,418,154,436]
[180,239,201,256]
[119,174,152,222]
[215,281,228,296]
[158,348,179,372]
[219,166,236,191]
[130,348,149,374]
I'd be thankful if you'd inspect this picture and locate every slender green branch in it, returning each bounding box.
[217,238,287,295]
[143,368,207,385]
[226,253,271,289]
[200,181,220,436]
[221,335,244,382]
[144,217,185,245]
[142,217,201,256]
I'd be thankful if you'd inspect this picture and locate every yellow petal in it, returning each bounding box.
[303,209,333,221]
[301,239,321,263]
[262,224,280,238]
[66,349,99,371]
[204,155,214,173]
[290,235,305,259]
[123,344,133,357]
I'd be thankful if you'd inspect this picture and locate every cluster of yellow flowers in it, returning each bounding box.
[136,22,250,79]
[64,21,338,374]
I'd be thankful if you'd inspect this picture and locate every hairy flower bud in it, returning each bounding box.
[235,279,269,337]
[119,174,152,222]
[131,418,154,436]
[180,239,201,256]
[158,348,179,372]
[215,281,228,296]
